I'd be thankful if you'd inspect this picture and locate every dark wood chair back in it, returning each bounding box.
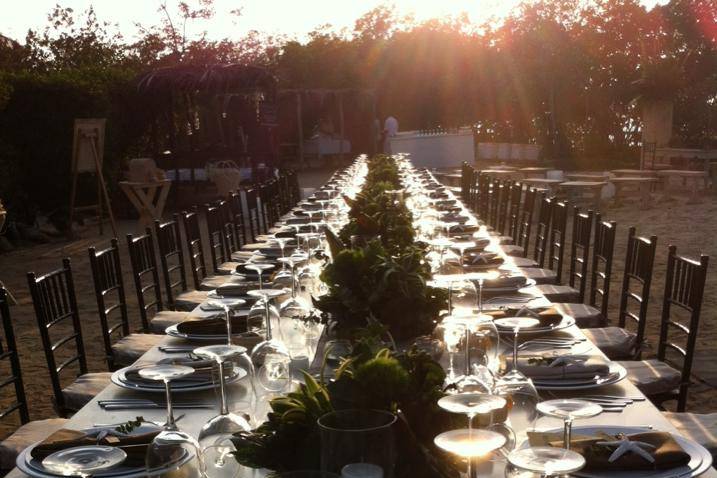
[205,203,230,274]
[487,180,501,230]
[516,187,537,257]
[230,191,249,246]
[181,208,208,290]
[244,188,260,243]
[656,246,709,411]
[496,180,512,236]
[617,227,658,358]
[533,194,553,268]
[588,215,617,321]
[26,258,87,414]
[88,239,130,369]
[127,230,165,326]
[477,173,491,220]
[567,207,594,301]
[0,288,30,424]
[219,200,241,255]
[154,217,188,309]
[507,182,523,241]
[547,200,569,283]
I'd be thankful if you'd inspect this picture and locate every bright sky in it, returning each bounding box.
[2,0,669,43]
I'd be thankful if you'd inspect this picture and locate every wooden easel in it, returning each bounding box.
[68,119,118,238]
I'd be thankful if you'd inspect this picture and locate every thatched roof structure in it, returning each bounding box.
[136,64,277,96]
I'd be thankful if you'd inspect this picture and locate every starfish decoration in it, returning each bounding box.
[596,435,657,463]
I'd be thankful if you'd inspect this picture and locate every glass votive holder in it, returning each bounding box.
[318,409,397,478]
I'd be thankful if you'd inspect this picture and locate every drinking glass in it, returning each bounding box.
[141,365,204,477]
[434,429,506,478]
[318,409,396,478]
[505,447,586,477]
[444,314,499,392]
[248,289,290,368]
[536,399,603,450]
[42,446,126,477]
[195,345,252,478]
[493,317,540,380]
[437,319,465,381]
[257,351,292,392]
[438,393,506,430]
[205,298,246,346]
[278,255,311,320]
[272,237,293,259]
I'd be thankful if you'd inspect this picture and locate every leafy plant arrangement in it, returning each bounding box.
[231,336,460,477]
[338,155,415,256]
[314,239,447,341]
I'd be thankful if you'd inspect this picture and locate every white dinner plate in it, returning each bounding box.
[110,366,247,393]
[17,424,195,478]
[532,362,627,390]
[524,425,712,478]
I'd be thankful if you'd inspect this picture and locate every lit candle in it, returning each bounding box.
[341,463,384,478]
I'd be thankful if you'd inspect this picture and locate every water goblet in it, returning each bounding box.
[141,365,204,477]
[248,289,290,368]
[536,399,603,450]
[43,446,127,477]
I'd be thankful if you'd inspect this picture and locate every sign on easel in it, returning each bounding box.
[68,118,117,237]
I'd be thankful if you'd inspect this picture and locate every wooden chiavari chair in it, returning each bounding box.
[520,199,568,284]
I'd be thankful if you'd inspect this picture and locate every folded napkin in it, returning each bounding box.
[528,431,690,471]
[463,252,504,269]
[487,306,563,327]
[177,317,249,336]
[285,217,310,225]
[517,355,610,380]
[483,275,527,289]
[440,213,469,224]
[124,362,218,387]
[274,229,297,238]
[235,263,276,278]
[32,428,161,467]
[258,246,297,257]
[430,191,449,199]
[449,224,481,234]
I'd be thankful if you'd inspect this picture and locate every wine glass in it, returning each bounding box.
[248,289,290,368]
[465,271,500,313]
[493,317,540,380]
[434,429,506,478]
[244,263,274,289]
[452,241,476,268]
[536,399,603,450]
[42,446,127,477]
[272,237,293,259]
[277,255,311,320]
[205,298,246,346]
[141,365,205,477]
[257,351,292,393]
[195,345,252,478]
[438,393,506,430]
[444,314,499,392]
[505,447,586,478]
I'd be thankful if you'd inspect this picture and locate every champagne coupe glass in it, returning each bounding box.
[438,393,506,430]
[248,289,290,368]
[505,447,586,478]
[42,446,126,478]
[536,399,603,450]
[141,365,204,477]
[195,345,252,477]
[434,429,506,478]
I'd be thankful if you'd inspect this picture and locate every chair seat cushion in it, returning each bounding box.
[553,303,605,328]
[583,327,636,359]
[518,267,557,285]
[618,359,682,396]
[174,290,209,310]
[200,275,234,291]
[502,245,525,257]
[509,256,537,267]
[111,333,164,367]
[663,412,717,459]
[241,242,269,251]
[62,372,113,411]
[150,310,190,334]
[531,284,580,303]
[0,418,69,469]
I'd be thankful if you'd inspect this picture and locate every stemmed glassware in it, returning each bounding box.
[272,237,293,259]
[195,345,252,478]
[434,429,506,478]
[493,317,540,380]
[536,399,603,450]
[245,263,279,333]
[248,288,290,368]
[505,447,586,478]
[141,365,205,477]
[438,393,506,430]
[42,446,127,478]
[278,254,311,320]
[204,298,246,346]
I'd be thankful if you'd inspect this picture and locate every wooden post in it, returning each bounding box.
[338,92,345,163]
[296,91,304,167]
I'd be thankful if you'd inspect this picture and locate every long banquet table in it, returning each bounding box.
[11,159,716,478]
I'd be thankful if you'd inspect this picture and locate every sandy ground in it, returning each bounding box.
[0,169,714,438]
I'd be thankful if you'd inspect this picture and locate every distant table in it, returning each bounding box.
[119,180,172,228]
[656,170,709,203]
[481,169,524,180]
[519,167,551,179]
[521,178,563,195]
[559,181,607,209]
[610,169,658,178]
[486,164,519,171]
[610,177,659,208]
